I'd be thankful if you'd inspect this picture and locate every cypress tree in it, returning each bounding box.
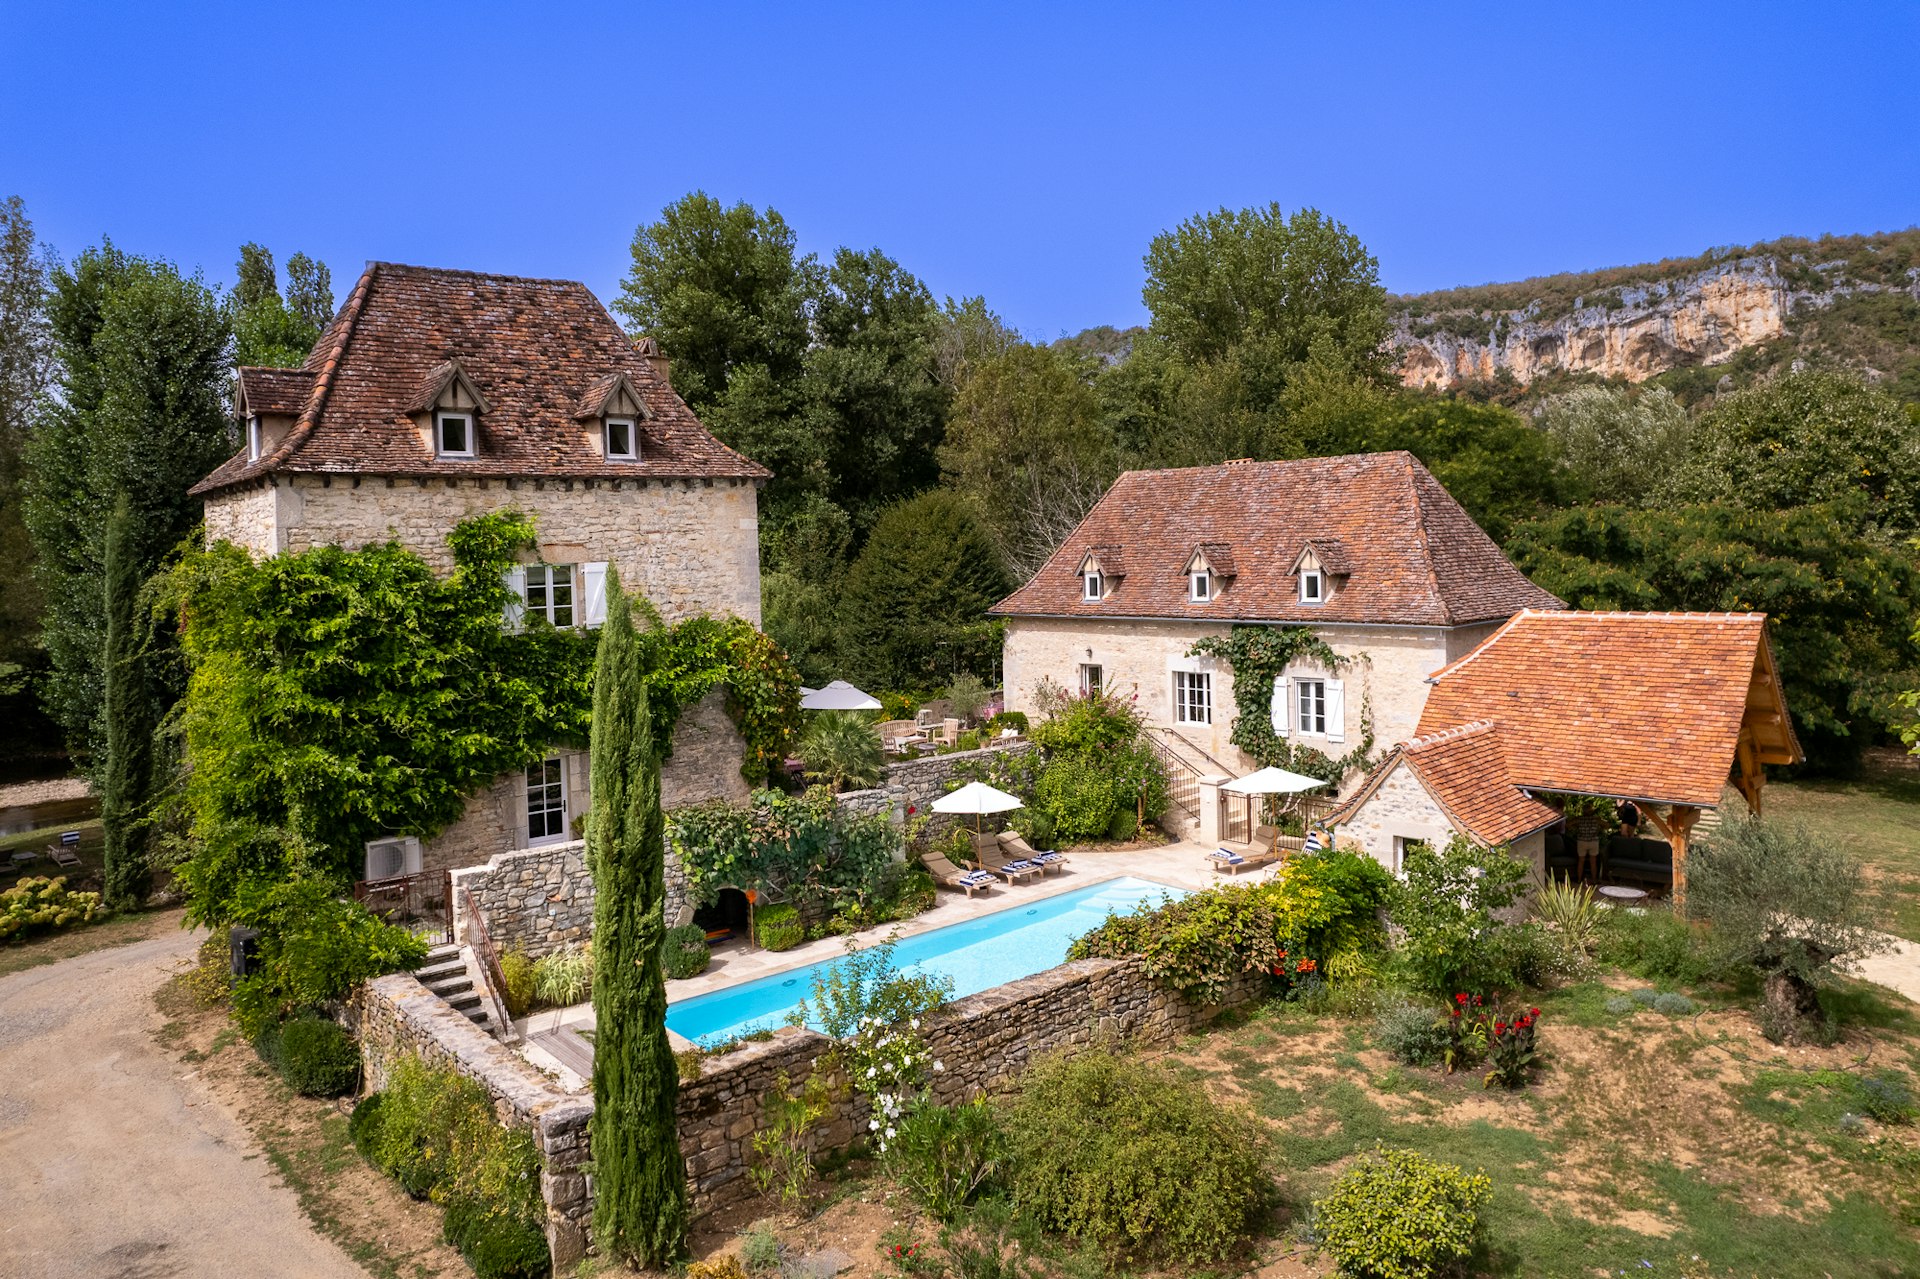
[588,572,687,1266]
[100,495,157,908]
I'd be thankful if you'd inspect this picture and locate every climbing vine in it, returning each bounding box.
[1187,625,1376,783]
[667,787,900,913]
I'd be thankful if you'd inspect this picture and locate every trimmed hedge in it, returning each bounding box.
[756,904,803,952]
[664,923,712,979]
[1313,1145,1491,1279]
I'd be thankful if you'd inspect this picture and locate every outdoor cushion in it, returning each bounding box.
[1210,848,1246,865]
[1031,851,1064,864]
[958,870,995,887]
[1000,858,1037,873]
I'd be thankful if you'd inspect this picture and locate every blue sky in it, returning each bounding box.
[4,2,1916,339]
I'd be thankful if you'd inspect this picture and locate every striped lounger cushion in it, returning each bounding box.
[1001,859,1037,873]
[1210,848,1245,866]
[959,870,996,887]
[1031,852,1064,864]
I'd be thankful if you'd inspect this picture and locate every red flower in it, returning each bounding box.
[1450,1007,1461,1018]
[907,805,917,816]
[1455,993,1469,1004]
[1494,1021,1508,1033]
[1530,1007,1541,1018]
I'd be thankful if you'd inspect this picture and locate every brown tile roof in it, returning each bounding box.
[1416,610,1803,809]
[234,366,314,417]
[1296,536,1353,575]
[992,452,1564,626]
[1361,721,1560,846]
[1193,542,1237,576]
[191,263,768,496]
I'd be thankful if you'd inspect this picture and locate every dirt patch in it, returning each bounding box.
[153,971,470,1279]
[0,906,185,978]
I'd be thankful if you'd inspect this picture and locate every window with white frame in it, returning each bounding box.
[1174,670,1212,725]
[1079,663,1103,697]
[1392,835,1429,874]
[605,417,637,460]
[524,564,575,627]
[435,410,475,458]
[1300,569,1324,603]
[525,756,567,844]
[247,415,262,462]
[1189,570,1211,602]
[1083,570,1102,600]
[1296,678,1327,735]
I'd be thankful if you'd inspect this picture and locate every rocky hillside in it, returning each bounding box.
[1391,230,1920,400]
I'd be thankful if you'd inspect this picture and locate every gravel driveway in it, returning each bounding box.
[0,927,366,1279]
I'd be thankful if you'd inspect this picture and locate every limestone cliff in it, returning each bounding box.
[1391,232,1920,390]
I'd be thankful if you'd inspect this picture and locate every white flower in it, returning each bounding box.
[885,1127,896,1139]
[933,1061,945,1073]
[910,1018,920,1029]
[870,1119,880,1130]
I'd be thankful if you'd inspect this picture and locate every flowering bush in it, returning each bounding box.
[1312,1145,1490,1279]
[1440,994,1492,1072]
[795,934,950,1151]
[1483,1007,1542,1089]
[1068,881,1280,1003]
[0,875,101,941]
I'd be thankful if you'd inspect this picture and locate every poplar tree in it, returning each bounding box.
[100,494,156,908]
[588,572,687,1266]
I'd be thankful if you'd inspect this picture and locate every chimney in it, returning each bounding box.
[635,336,670,385]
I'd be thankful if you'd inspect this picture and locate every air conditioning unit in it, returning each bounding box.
[363,836,423,881]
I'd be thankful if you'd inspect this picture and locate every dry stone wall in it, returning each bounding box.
[836,741,1035,838]
[355,946,1266,1267]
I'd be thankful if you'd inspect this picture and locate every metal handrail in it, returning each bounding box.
[457,885,518,1044]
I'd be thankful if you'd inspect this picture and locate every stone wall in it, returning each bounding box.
[1001,616,1483,790]
[450,837,695,955]
[355,946,1267,1268]
[1332,756,1456,873]
[203,472,762,626]
[836,741,1035,839]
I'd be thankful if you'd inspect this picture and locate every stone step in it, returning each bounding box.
[415,957,468,984]
[424,943,461,963]
[441,987,482,1013]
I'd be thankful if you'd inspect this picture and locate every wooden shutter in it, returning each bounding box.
[1326,679,1346,743]
[1271,676,1290,738]
[581,562,609,627]
[501,567,526,631]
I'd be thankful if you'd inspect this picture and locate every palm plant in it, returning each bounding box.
[1530,875,1601,954]
[800,711,886,792]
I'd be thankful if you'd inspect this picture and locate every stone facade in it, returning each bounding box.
[449,837,695,956]
[355,946,1267,1267]
[835,741,1035,839]
[416,690,749,880]
[204,472,762,626]
[1002,616,1502,788]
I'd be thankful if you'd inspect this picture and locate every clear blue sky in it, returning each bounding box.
[4,2,1916,339]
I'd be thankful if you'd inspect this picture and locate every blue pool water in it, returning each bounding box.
[665,875,1187,1046]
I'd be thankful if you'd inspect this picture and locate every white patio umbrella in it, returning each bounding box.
[1221,766,1327,795]
[800,679,883,712]
[931,781,1025,833]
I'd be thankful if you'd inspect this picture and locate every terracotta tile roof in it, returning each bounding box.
[1416,610,1803,808]
[191,263,768,496]
[1296,536,1353,575]
[1382,721,1560,846]
[234,366,314,417]
[992,452,1564,626]
[1193,542,1237,576]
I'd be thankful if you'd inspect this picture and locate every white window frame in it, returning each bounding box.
[525,756,569,846]
[247,415,262,462]
[1297,678,1327,735]
[605,416,638,461]
[1079,663,1103,698]
[1189,570,1211,602]
[435,410,475,458]
[523,564,576,627]
[1301,570,1324,603]
[1174,670,1212,726]
[1083,570,1102,601]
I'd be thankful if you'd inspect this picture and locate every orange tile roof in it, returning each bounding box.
[991,452,1563,627]
[192,263,767,497]
[1416,610,1801,808]
[1330,720,1561,847]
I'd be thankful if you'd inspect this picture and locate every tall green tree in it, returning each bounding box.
[284,252,335,331]
[231,243,330,368]
[941,343,1116,578]
[1534,384,1693,506]
[100,495,158,907]
[588,573,687,1266]
[837,491,1009,691]
[24,245,232,758]
[0,196,52,731]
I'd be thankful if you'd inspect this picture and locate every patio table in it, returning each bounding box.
[1597,884,1650,906]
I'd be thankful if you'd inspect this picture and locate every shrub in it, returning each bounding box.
[1391,836,1530,996]
[1595,907,1718,985]
[739,1220,782,1274]
[442,1198,550,1279]
[1651,991,1697,1016]
[1312,1145,1491,1279]
[1530,877,1600,954]
[1003,1049,1272,1263]
[1266,849,1394,977]
[755,904,804,952]
[497,949,535,1017]
[885,1099,1006,1221]
[278,1014,360,1097]
[687,1258,750,1279]
[1604,995,1636,1015]
[531,945,592,1006]
[1482,1007,1542,1090]
[664,923,711,980]
[1069,881,1279,1003]
[0,875,101,941]
[349,1091,388,1160]
[986,710,1028,736]
[948,672,991,723]
[748,1070,832,1203]
[1008,807,1055,850]
[1856,1070,1914,1124]
[800,710,886,792]
[1373,999,1450,1067]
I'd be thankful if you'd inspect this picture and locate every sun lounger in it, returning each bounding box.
[921,852,997,898]
[968,839,1044,886]
[997,830,1067,875]
[1209,846,1280,876]
[48,832,82,870]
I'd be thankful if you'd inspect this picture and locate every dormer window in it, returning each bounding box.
[436,410,474,458]
[1301,570,1323,603]
[605,417,637,461]
[247,415,262,462]
[1084,570,1103,601]
[1190,571,1212,602]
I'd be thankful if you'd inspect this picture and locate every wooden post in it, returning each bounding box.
[1734,733,1765,816]
[1668,806,1700,913]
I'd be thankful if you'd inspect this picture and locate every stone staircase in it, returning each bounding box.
[1146,727,1235,837]
[417,943,495,1034]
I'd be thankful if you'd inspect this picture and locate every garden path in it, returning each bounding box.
[1857,931,1920,1004]
[0,925,366,1279]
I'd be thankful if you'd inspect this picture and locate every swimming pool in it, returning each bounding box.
[665,875,1187,1046]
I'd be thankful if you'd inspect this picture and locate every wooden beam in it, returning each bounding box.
[1669,805,1701,913]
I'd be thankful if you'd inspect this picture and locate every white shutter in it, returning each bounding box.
[502,567,527,631]
[1326,679,1346,743]
[581,562,609,627]
[1271,676,1290,738]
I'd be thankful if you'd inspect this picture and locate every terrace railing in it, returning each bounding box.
[353,869,453,945]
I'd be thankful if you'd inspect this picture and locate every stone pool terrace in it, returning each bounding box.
[516,838,1226,1086]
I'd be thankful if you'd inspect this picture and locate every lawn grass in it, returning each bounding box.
[1770,757,1920,941]
[0,817,106,892]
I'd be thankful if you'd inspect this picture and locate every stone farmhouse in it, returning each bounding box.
[991,453,1566,800]
[189,262,768,882]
